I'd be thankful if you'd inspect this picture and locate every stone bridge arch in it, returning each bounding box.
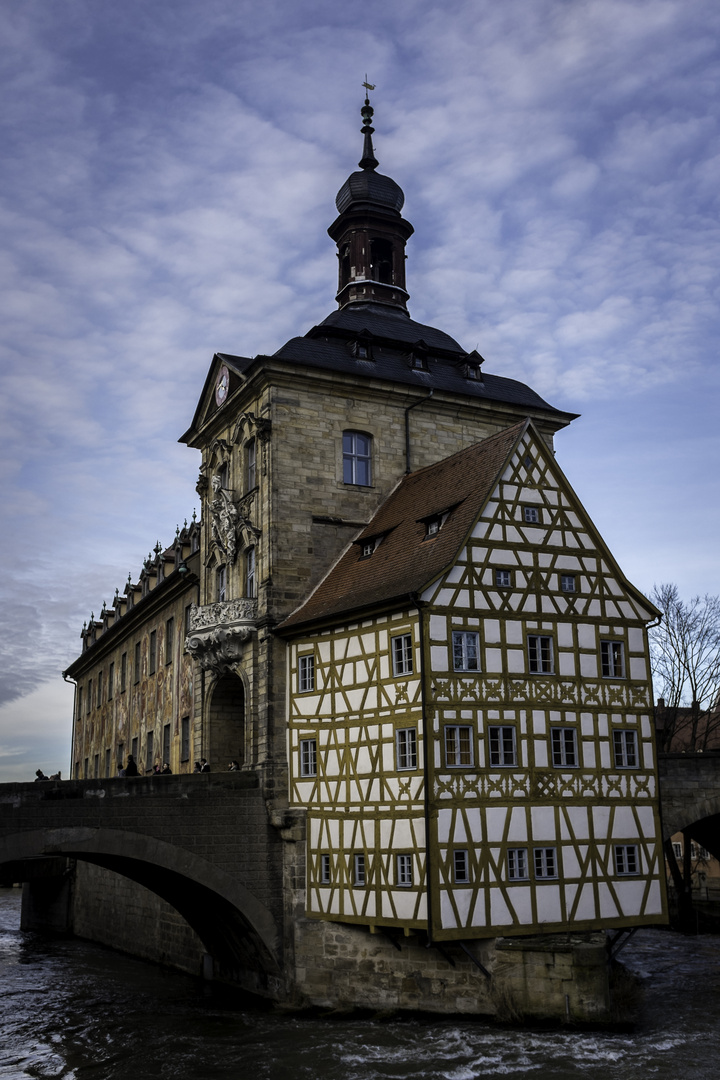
[658,753,720,853]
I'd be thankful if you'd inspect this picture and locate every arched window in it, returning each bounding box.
[343,431,372,486]
[370,238,393,284]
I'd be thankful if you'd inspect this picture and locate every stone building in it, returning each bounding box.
[61,96,666,1018]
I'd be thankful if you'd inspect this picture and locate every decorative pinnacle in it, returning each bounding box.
[359,79,378,171]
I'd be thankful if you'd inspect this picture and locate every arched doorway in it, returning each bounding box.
[208,673,246,769]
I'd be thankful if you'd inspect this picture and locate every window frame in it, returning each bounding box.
[298,654,315,694]
[560,574,576,593]
[495,569,512,588]
[246,437,257,492]
[488,725,517,767]
[216,564,227,603]
[453,849,469,884]
[181,716,190,763]
[108,662,114,702]
[614,844,639,876]
[613,728,638,769]
[299,738,317,777]
[507,847,529,881]
[165,618,174,666]
[342,431,372,487]
[523,505,541,524]
[452,630,481,672]
[396,853,413,888]
[392,633,413,677]
[534,847,558,879]
[396,728,418,771]
[528,634,554,674]
[353,853,366,887]
[601,639,626,679]
[444,725,474,768]
[246,546,256,598]
[551,727,578,768]
[149,630,157,675]
[320,853,331,884]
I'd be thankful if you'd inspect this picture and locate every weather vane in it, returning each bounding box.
[363,76,376,94]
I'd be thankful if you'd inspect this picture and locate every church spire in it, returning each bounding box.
[328,90,414,313]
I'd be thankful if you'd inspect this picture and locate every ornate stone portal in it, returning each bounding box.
[186,599,257,674]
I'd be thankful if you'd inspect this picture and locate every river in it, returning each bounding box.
[1,888,719,1079]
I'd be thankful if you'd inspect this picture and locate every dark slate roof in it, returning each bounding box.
[335,170,405,215]
[272,305,571,416]
[277,421,527,633]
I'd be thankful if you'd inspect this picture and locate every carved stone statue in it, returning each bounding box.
[210,474,239,564]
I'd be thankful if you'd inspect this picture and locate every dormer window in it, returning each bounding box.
[358,534,384,559]
[352,339,373,361]
[423,511,450,539]
[465,363,479,380]
[410,351,428,371]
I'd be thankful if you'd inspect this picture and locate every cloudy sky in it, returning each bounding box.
[1,0,718,781]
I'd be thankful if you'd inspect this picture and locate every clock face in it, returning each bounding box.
[215,365,229,405]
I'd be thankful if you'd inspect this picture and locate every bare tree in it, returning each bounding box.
[650,584,720,753]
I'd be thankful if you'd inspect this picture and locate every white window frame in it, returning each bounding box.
[298,654,315,693]
[551,727,578,767]
[613,728,638,769]
[353,853,366,887]
[396,728,418,771]
[452,631,480,672]
[453,849,469,883]
[615,845,639,876]
[488,725,517,767]
[534,847,558,879]
[560,574,576,593]
[392,633,413,677]
[444,725,474,767]
[320,854,331,884]
[495,569,512,588]
[528,634,554,674]
[507,848,529,880]
[601,640,625,678]
[523,506,541,524]
[396,853,413,887]
[343,431,372,486]
[299,738,317,777]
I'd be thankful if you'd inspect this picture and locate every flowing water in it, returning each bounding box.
[1,888,719,1079]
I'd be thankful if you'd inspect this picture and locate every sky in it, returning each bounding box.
[1,0,718,781]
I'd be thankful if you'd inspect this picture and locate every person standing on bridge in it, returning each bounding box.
[200,758,210,772]
[125,755,138,777]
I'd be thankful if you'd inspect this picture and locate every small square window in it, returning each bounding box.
[489,725,517,767]
[300,738,317,777]
[601,640,625,678]
[354,853,366,887]
[528,634,554,674]
[392,634,413,677]
[361,540,375,557]
[396,728,418,770]
[426,518,441,537]
[396,853,413,887]
[320,854,331,884]
[534,847,558,879]
[551,728,578,767]
[298,654,315,693]
[452,631,480,672]
[561,574,576,593]
[444,725,474,767]
[523,506,541,524]
[508,848,528,880]
[615,845,639,876]
[495,569,512,588]
[453,849,469,883]
[613,729,638,769]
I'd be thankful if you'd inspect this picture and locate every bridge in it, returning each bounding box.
[0,772,295,997]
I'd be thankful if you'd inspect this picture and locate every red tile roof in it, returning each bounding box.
[277,420,528,633]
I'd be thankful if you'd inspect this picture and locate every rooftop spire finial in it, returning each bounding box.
[359,78,378,171]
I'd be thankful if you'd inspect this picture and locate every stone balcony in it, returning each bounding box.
[186,599,258,674]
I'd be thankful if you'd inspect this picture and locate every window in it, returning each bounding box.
[425,516,445,538]
[672,842,682,859]
[163,723,171,767]
[181,716,190,762]
[298,655,315,693]
[77,687,83,719]
[523,506,541,524]
[108,663,114,701]
[246,547,256,598]
[528,635,554,674]
[134,642,141,684]
[508,848,529,880]
[320,854,331,884]
[392,634,413,676]
[353,340,372,360]
[489,725,517,767]
[246,438,257,491]
[561,574,576,593]
[184,604,193,645]
[96,672,103,707]
[453,849,469,883]
[495,569,512,588]
[445,725,474,767]
[361,539,375,557]
[615,845,639,876]
[217,564,227,603]
[396,854,413,887]
[354,853,366,887]
[120,653,127,693]
[131,736,138,761]
[149,630,157,675]
[87,680,92,713]
[83,757,88,779]
[343,431,372,486]
[117,742,124,773]
[165,618,174,665]
[217,462,229,489]
[690,843,698,859]
[613,729,638,769]
[146,731,154,773]
[93,754,99,779]
[105,748,111,778]
[551,728,578,767]
[534,847,557,879]
[396,728,418,770]
[601,640,625,678]
[300,739,317,777]
[452,631,480,672]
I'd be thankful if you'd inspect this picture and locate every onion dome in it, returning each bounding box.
[335,96,405,216]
